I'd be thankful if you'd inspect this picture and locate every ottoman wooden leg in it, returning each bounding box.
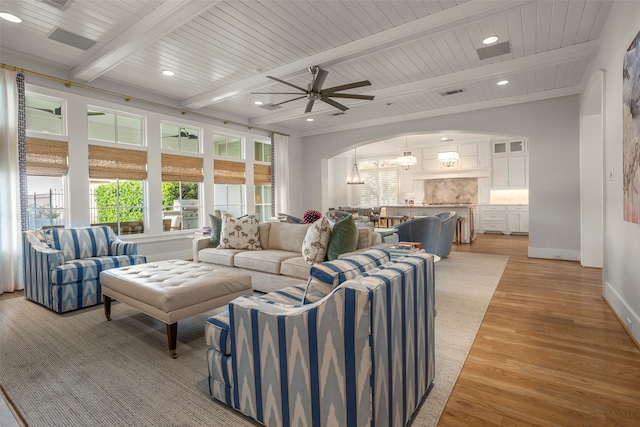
[166,322,178,359]
[104,295,112,321]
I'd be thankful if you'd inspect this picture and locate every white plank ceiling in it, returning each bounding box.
[0,0,612,136]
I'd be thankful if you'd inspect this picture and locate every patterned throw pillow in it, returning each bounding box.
[218,213,262,250]
[301,216,331,264]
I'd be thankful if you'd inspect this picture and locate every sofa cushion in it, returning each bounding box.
[208,214,223,247]
[258,222,271,249]
[355,227,375,249]
[326,215,358,261]
[301,216,331,264]
[51,255,147,285]
[233,250,300,274]
[303,248,391,304]
[219,213,262,250]
[46,226,111,260]
[198,248,244,267]
[280,257,312,280]
[266,222,309,252]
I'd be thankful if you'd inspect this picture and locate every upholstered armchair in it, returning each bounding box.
[392,216,442,256]
[23,226,146,313]
[205,250,435,426]
[435,211,458,257]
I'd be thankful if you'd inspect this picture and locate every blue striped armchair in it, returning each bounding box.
[205,248,435,426]
[23,226,147,313]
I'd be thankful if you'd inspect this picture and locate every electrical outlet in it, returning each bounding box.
[553,254,562,260]
[625,317,633,331]
[609,168,614,181]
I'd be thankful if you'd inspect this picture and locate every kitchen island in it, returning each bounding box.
[381,205,475,244]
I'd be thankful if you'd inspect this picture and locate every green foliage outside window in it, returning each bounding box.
[94,181,144,222]
[162,182,199,209]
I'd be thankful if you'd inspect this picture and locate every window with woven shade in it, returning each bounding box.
[214,159,246,217]
[25,137,68,230]
[88,145,147,235]
[161,153,202,232]
[254,164,272,222]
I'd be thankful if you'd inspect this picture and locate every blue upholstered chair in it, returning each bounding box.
[204,248,436,426]
[435,211,458,258]
[392,216,442,256]
[23,226,146,313]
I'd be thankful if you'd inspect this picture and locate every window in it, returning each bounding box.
[214,134,242,158]
[25,94,64,135]
[25,137,68,229]
[88,145,147,235]
[254,164,272,222]
[88,108,143,146]
[161,123,200,153]
[254,140,271,162]
[214,159,246,216]
[161,153,203,231]
[214,185,245,217]
[359,158,399,207]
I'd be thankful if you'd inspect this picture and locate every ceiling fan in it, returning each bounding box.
[251,66,375,113]
[27,106,105,117]
[162,129,198,139]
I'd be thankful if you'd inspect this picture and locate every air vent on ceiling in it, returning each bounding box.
[476,41,512,60]
[441,88,464,96]
[36,0,70,10]
[258,103,282,111]
[47,27,96,50]
[329,111,345,116]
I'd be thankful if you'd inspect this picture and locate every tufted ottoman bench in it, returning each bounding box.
[100,259,252,358]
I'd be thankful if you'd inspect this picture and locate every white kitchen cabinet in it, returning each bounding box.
[492,155,527,189]
[477,142,490,167]
[507,206,529,234]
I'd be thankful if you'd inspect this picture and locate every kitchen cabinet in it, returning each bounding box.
[507,206,529,234]
[478,205,528,234]
[492,155,527,189]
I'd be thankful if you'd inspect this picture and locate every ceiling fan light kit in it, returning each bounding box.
[251,66,374,114]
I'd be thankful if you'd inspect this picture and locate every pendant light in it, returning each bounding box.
[347,147,365,185]
[397,137,417,170]
[438,133,459,167]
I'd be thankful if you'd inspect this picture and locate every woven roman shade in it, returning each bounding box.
[254,164,271,185]
[88,145,147,180]
[26,137,68,176]
[214,159,245,184]
[161,153,203,182]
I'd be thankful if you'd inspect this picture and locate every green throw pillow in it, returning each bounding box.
[326,214,358,260]
[208,214,223,247]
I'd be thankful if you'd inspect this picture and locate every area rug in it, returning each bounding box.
[0,251,507,426]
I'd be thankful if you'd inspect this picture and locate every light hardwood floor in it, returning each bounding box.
[442,233,640,426]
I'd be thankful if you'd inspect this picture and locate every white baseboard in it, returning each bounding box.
[604,280,640,345]
[527,247,580,261]
[144,250,192,262]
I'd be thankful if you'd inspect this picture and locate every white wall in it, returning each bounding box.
[301,96,581,259]
[583,1,640,342]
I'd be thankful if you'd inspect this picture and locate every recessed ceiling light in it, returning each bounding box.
[497,80,509,86]
[161,69,175,76]
[483,35,499,45]
[306,118,314,122]
[254,101,264,105]
[253,68,263,74]
[0,12,22,23]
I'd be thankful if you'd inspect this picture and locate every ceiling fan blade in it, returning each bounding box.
[311,68,329,93]
[305,99,315,113]
[272,96,307,106]
[320,96,348,111]
[266,76,307,93]
[322,80,372,93]
[325,93,375,100]
[27,106,58,115]
[250,92,307,95]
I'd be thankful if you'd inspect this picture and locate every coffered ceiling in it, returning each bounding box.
[0,0,611,136]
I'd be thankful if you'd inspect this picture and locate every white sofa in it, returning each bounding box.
[192,221,384,292]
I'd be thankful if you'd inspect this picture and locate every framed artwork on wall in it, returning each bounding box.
[623,30,640,224]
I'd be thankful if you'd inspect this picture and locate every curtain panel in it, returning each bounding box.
[272,133,289,215]
[0,69,24,293]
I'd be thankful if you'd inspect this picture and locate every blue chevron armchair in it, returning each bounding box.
[23,226,146,313]
[205,248,436,426]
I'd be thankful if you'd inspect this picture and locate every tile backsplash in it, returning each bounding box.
[424,178,478,204]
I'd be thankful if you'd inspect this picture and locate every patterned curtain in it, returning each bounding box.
[0,69,25,293]
[17,73,27,231]
[271,132,289,215]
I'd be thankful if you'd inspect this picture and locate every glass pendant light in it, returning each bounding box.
[347,147,365,185]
